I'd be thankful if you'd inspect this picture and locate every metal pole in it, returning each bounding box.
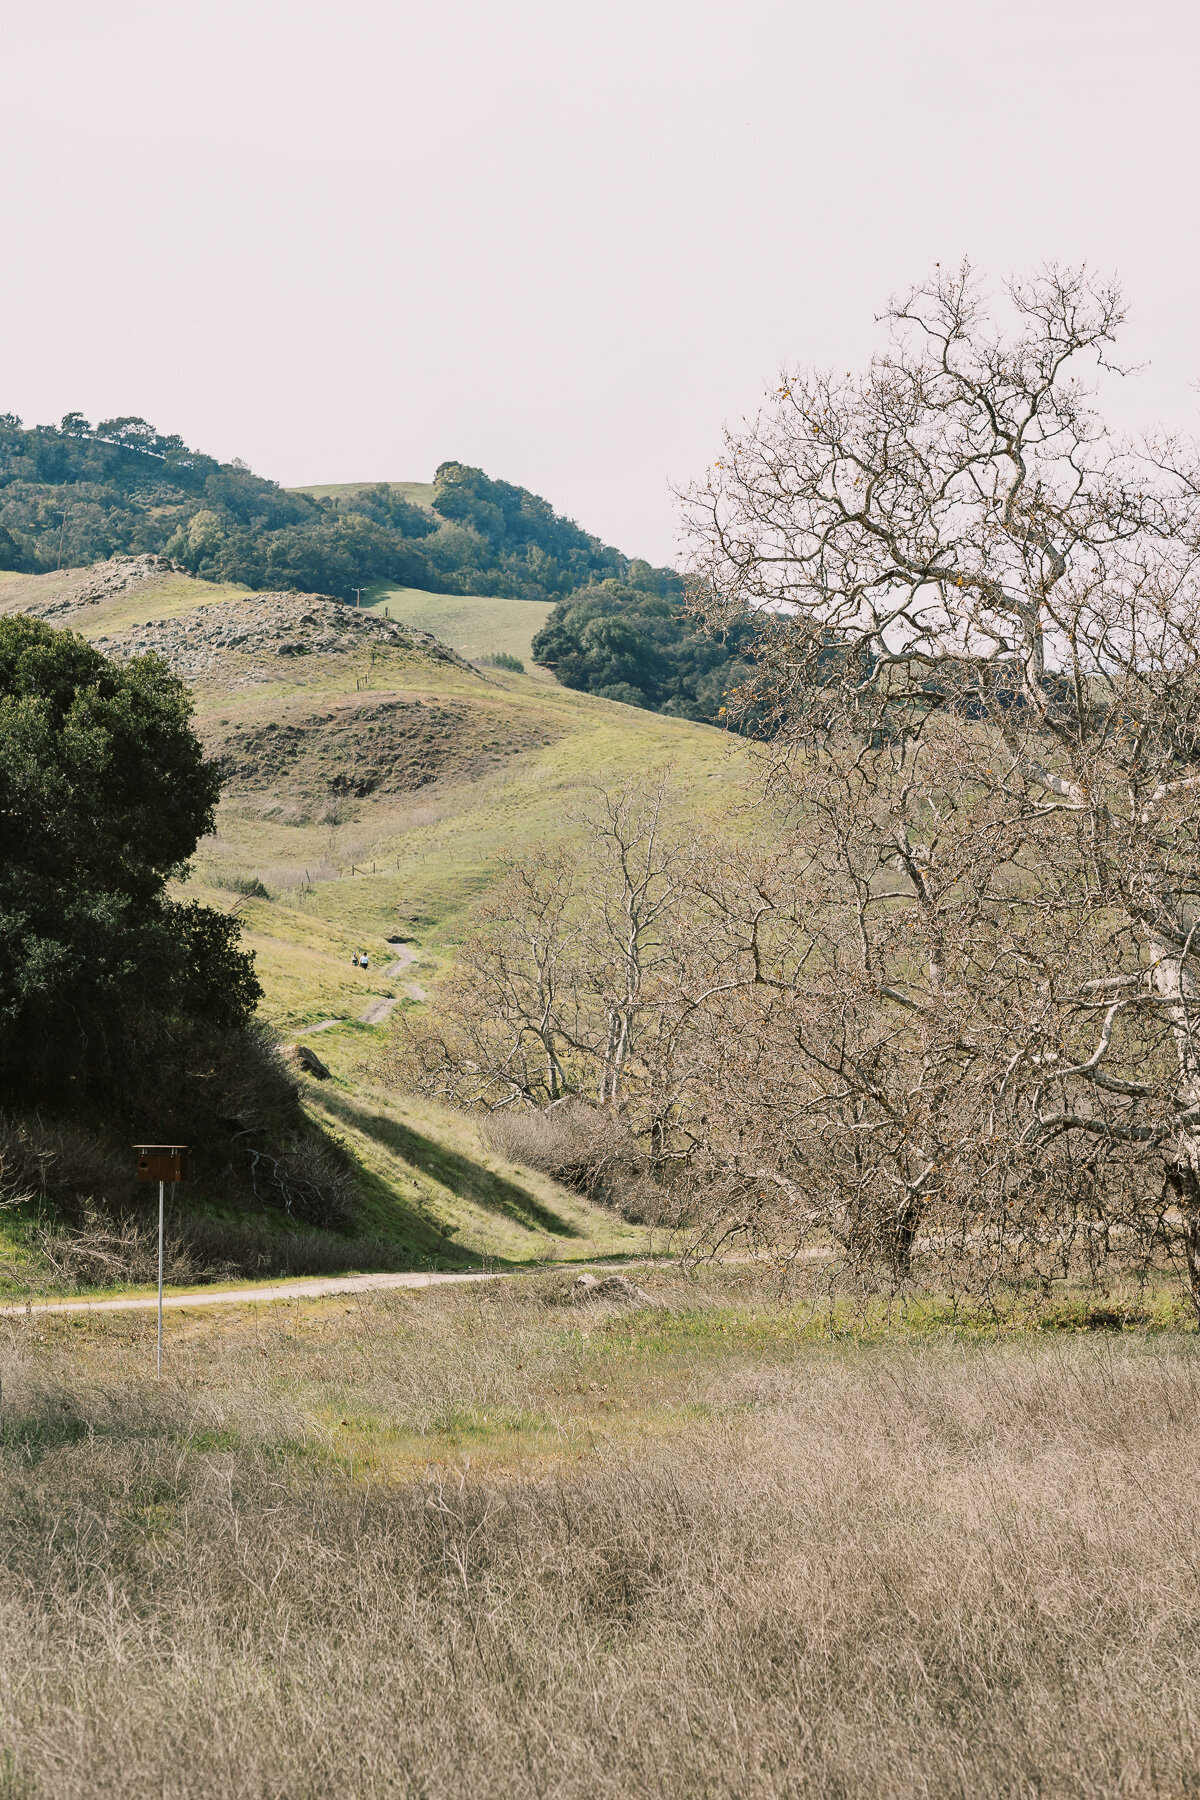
[157,1179,164,1377]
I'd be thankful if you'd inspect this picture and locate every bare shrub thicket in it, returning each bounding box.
[6,1208,402,1295]
[243,1129,360,1230]
[3,1292,1200,1797]
[0,1114,130,1216]
[24,1206,206,1290]
[480,1100,652,1217]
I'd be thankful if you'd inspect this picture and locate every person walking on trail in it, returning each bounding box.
[360,951,370,970]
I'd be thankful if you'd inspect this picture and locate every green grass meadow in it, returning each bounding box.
[365,583,556,670]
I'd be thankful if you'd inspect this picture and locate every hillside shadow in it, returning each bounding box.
[317,1090,583,1239]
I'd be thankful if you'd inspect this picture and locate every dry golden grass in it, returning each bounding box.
[3,1273,1200,1797]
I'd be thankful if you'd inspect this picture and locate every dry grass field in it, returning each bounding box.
[3,1268,1200,1798]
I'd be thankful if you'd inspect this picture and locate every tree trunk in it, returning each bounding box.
[1150,930,1200,1322]
[889,1193,923,1280]
[1164,1160,1200,1323]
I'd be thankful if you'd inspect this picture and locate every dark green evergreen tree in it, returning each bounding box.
[0,615,261,1102]
[531,579,756,723]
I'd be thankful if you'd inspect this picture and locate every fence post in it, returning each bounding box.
[157,1180,164,1378]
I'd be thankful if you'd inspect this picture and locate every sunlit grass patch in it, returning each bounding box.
[365,585,557,670]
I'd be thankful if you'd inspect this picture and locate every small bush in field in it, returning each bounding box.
[477,650,525,672]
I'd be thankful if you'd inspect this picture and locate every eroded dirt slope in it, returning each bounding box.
[210,694,557,798]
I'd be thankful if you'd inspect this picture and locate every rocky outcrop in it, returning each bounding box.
[1,559,482,685]
[570,1271,652,1307]
[0,554,187,621]
[283,1043,332,1079]
[90,592,479,682]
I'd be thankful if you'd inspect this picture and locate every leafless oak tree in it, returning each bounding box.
[393,782,719,1160]
[682,263,1200,1304]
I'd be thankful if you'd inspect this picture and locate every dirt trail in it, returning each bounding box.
[0,1264,575,1319]
[355,944,426,1022]
[359,996,400,1024]
[381,942,426,1002]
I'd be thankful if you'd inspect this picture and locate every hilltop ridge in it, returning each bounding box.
[0,412,677,604]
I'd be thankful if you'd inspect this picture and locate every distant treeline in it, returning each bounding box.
[0,411,758,725]
[0,413,676,606]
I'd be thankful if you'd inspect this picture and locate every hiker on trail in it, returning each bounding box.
[360,952,370,970]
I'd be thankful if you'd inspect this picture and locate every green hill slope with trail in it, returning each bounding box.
[0,558,746,1285]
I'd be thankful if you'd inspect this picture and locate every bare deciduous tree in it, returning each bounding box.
[393,782,710,1155]
[683,262,1200,1304]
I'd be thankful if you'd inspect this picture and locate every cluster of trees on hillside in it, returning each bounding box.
[0,415,675,606]
[397,265,1200,1317]
[529,578,760,724]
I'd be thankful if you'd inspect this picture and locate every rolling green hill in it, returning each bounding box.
[0,413,677,605]
[364,584,556,670]
[0,407,749,726]
[0,558,746,1278]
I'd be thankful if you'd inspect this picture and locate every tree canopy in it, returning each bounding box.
[0,418,676,606]
[530,577,756,723]
[0,614,261,1102]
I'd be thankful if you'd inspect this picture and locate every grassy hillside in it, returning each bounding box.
[365,583,556,670]
[1,559,746,1279]
[291,479,437,511]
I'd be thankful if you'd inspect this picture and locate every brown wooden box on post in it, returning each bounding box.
[134,1145,190,1183]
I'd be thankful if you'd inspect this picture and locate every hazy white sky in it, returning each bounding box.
[2,0,1196,564]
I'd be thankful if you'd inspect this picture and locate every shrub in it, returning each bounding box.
[481,1100,655,1218]
[7,1206,405,1293]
